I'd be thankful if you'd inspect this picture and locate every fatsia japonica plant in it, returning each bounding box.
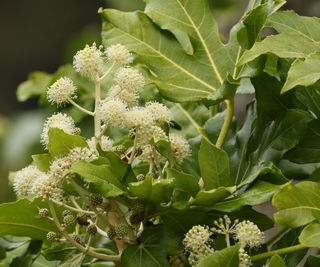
[1,0,320,266]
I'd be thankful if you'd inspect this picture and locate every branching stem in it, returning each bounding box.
[47,199,120,262]
[69,99,94,116]
[50,199,94,215]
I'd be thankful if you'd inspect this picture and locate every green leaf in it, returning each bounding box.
[199,139,232,189]
[101,1,282,102]
[251,109,313,163]
[10,240,42,267]
[295,86,320,119]
[198,244,239,267]
[213,181,283,212]
[128,175,174,215]
[70,161,124,198]
[299,224,320,248]
[16,72,52,102]
[32,154,52,172]
[282,53,320,93]
[189,186,236,207]
[273,182,320,227]
[48,128,87,157]
[285,120,320,164]
[0,199,58,240]
[268,255,286,267]
[121,226,170,267]
[306,255,320,267]
[239,11,320,65]
[166,168,199,198]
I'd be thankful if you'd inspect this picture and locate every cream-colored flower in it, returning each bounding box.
[47,77,77,105]
[99,98,127,126]
[73,43,104,79]
[105,44,133,65]
[13,165,45,197]
[169,133,190,163]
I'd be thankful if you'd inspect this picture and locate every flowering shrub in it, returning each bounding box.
[1,0,320,266]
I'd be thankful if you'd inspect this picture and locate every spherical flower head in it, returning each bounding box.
[169,133,190,163]
[183,225,212,251]
[99,98,127,127]
[13,165,45,197]
[41,113,78,149]
[49,156,73,180]
[105,44,133,65]
[47,77,77,105]
[73,43,104,79]
[234,220,264,248]
[134,125,167,148]
[30,174,63,200]
[108,85,138,107]
[123,107,154,129]
[115,67,144,93]
[146,102,172,124]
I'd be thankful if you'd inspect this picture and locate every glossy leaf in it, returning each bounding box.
[32,154,52,172]
[273,182,320,227]
[213,181,283,212]
[199,139,232,189]
[0,199,58,240]
[198,244,239,267]
[295,86,320,119]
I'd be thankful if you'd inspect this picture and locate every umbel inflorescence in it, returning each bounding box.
[183,215,264,267]
[12,43,191,263]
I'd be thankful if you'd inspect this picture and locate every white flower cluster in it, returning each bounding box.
[47,77,77,105]
[41,113,79,149]
[234,220,264,249]
[239,248,251,267]
[13,147,97,200]
[73,43,104,79]
[105,44,133,66]
[183,225,214,267]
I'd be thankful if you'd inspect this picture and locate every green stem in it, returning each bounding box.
[47,199,121,262]
[69,99,94,116]
[94,75,102,145]
[251,244,307,262]
[50,199,94,215]
[216,98,234,149]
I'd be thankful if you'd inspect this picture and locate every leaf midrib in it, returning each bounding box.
[175,0,224,84]
[0,221,52,233]
[109,19,216,91]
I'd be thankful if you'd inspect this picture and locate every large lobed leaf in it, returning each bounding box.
[101,0,284,102]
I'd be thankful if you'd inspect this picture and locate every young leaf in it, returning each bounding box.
[197,244,239,267]
[199,139,232,189]
[273,182,320,228]
[0,199,58,240]
[32,154,52,172]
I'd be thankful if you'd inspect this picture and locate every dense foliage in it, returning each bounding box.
[1,0,320,266]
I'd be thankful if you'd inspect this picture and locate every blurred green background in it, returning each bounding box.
[0,0,319,202]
